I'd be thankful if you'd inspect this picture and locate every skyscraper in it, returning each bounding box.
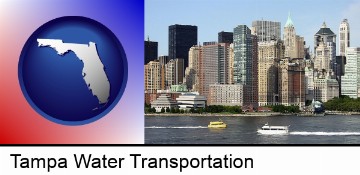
[314,42,331,71]
[233,25,253,85]
[218,31,233,44]
[251,20,281,42]
[158,56,169,90]
[168,24,198,69]
[251,35,259,106]
[339,19,350,56]
[158,55,169,66]
[184,46,201,91]
[218,43,231,84]
[258,40,284,106]
[283,13,305,59]
[341,47,360,98]
[145,40,158,65]
[233,25,256,106]
[228,43,235,84]
[284,13,296,58]
[197,42,230,98]
[284,13,305,58]
[198,43,219,98]
[278,58,305,107]
[314,22,336,73]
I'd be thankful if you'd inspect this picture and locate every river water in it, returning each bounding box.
[145,115,360,144]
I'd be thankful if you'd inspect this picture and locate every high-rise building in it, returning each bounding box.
[304,67,315,102]
[168,24,197,69]
[218,43,231,84]
[145,40,158,65]
[228,44,234,84]
[251,20,281,42]
[144,60,161,93]
[295,35,305,58]
[233,25,253,85]
[233,25,257,106]
[335,55,346,95]
[339,19,350,56]
[158,55,169,66]
[341,47,360,98]
[158,56,169,90]
[314,22,336,73]
[198,42,231,99]
[283,13,305,59]
[314,42,331,71]
[278,58,305,107]
[284,13,296,58]
[199,44,218,98]
[258,40,284,106]
[314,74,339,102]
[184,46,201,91]
[165,58,184,88]
[251,35,259,106]
[218,31,233,44]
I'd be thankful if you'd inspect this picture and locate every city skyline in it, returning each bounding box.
[145,0,360,56]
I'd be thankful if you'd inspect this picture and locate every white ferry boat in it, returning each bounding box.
[257,123,289,135]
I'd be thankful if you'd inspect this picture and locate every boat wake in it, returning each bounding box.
[290,132,360,136]
[145,126,207,129]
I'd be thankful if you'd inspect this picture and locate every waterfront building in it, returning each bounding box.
[168,24,197,69]
[151,94,178,112]
[145,89,181,105]
[339,19,350,56]
[145,39,158,65]
[176,92,206,110]
[258,40,284,106]
[218,31,233,44]
[208,84,244,106]
[341,47,360,98]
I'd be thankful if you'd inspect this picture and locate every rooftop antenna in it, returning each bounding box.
[147,35,150,41]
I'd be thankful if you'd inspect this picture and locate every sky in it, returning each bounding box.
[145,0,360,56]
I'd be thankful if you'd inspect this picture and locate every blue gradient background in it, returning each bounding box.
[0,0,144,143]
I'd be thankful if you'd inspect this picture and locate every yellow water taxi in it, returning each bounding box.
[208,120,227,128]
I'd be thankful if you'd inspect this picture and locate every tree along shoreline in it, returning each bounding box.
[145,112,289,117]
[145,104,300,114]
[324,96,360,112]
